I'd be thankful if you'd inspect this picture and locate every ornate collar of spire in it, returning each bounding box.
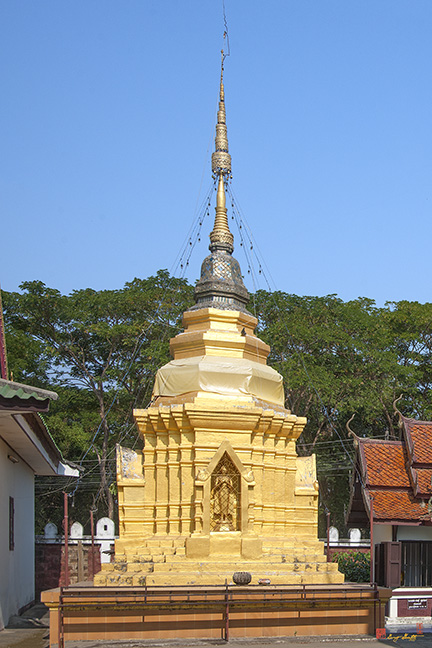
[190,51,250,314]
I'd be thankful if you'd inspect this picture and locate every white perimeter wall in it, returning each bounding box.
[0,437,35,630]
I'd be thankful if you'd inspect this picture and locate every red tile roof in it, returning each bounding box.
[404,418,432,465]
[362,441,410,488]
[347,416,432,526]
[369,489,428,522]
[416,468,432,495]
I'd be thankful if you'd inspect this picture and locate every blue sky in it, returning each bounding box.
[1,1,431,305]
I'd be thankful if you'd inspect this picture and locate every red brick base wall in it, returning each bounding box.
[35,544,101,598]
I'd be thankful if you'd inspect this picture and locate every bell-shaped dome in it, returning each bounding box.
[191,249,249,313]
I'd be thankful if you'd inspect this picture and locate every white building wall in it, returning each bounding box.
[371,523,391,582]
[396,526,432,541]
[0,437,35,630]
[372,524,432,584]
[373,524,432,544]
[373,523,392,545]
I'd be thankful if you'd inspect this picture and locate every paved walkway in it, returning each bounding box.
[51,636,432,648]
[0,605,430,648]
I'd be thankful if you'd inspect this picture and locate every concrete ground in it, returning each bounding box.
[1,606,430,648]
[50,637,432,648]
[59,637,432,648]
[0,603,49,648]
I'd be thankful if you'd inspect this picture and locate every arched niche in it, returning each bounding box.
[210,452,241,532]
[196,439,255,536]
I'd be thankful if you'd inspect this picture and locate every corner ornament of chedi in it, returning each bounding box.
[94,56,343,587]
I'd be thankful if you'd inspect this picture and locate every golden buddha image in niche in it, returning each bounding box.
[210,453,240,532]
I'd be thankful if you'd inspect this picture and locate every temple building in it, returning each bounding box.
[347,413,432,588]
[94,56,343,587]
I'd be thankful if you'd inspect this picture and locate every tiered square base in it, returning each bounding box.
[93,536,344,587]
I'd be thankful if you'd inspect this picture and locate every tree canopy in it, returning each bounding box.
[255,291,432,531]
[2,274,431,535]
[2,271,193,527]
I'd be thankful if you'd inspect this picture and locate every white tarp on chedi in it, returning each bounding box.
[153,355,284,406]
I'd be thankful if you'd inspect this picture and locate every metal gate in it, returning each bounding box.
[402,541,432,587]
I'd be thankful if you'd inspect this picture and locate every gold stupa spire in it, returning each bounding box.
[210,51,234,254]
[209,173,233,253]
[211,51,232,178]
[191,49,249,313]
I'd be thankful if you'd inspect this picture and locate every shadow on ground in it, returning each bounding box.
[0,603,49,648]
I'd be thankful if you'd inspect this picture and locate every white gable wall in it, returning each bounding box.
[0,437,35,630]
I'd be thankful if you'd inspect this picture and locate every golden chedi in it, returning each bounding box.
[94,55,343,587]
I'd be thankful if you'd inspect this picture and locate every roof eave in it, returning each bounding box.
[0,378,58,402]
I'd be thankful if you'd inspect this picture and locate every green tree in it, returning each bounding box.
[333,551,371,583]
[255,291,403,440]
[5,278,432,535]
[254,290,407,532]
[385,300,432,420]
[3,271,194,520]
[4,326,50,385]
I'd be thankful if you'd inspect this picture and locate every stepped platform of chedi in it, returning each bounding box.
[95,537,341,587]
[95,53,343,588]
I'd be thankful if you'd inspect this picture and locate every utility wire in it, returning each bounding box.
[226,186,363,487]
[222,0,231,60]
[66,185,213,499]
